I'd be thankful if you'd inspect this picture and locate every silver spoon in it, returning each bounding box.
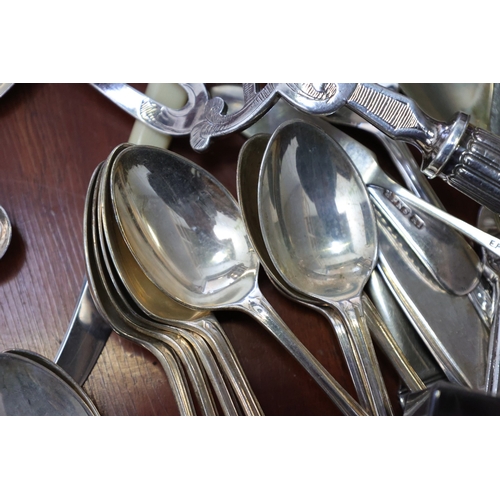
[258,119,392,416]
[110,145,366,416]
[84,164,196,415]
[96,144,239,415]
[5,348,100,415]
[218,86,481,298]
[0,351,98,416]
[98,145,262,416]
[94,173,226,416]
[237,133,424,412]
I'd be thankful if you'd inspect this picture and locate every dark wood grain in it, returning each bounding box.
[0,83,481,416]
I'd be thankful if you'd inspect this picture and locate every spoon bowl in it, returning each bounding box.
[258,119,392,415]
[237,133,425,411]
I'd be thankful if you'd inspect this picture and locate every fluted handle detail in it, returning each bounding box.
[443,125,500,214]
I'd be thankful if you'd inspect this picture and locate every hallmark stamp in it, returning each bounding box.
[383,189,425,229]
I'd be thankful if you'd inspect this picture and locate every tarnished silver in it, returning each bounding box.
[257,120,391,416]
[94,157,233,416]
[110,144,366,416]
[0,205,12,259]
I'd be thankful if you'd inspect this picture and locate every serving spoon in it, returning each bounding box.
[237,134,425,412]
[257,120,392,416]
[110,145,366,416]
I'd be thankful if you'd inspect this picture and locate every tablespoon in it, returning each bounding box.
[110,145,366,416]
[85,165,196,415]
[257,120,392,416]
[97,145,262,415]
[94,159,238,415]
[103,207,260,415]
[95,143,228,414]
[94,181,225,416]
[96,172,241,416]
[237,133,425,409]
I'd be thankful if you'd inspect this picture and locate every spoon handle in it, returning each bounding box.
[239,287,368,416]
[314,305,374,413]
[361,292,426,393]
[138,338,197,416]
[335,297,393,416]
[189,316,265,416]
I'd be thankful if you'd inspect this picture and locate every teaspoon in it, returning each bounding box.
[110,145,366,416]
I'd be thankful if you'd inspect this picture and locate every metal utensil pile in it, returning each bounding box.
[7,82,500,415]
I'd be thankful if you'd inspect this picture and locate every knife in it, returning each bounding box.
[53,280,111,386]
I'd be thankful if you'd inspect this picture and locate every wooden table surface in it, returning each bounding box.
[0,83,481,416]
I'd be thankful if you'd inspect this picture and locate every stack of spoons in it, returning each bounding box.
[84,146,266,416]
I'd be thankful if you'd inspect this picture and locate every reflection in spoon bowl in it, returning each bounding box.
[258,119,392,415]
[110,145,366,416]
[237,133,425,413]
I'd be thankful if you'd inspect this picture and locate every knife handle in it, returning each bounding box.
[438,125,500,214]
[54,280,112,386]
